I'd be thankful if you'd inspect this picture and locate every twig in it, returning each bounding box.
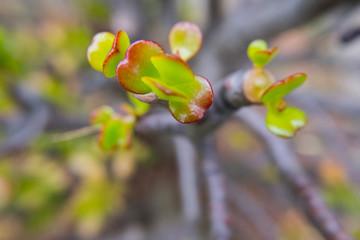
[200,136,231,240]
[52,125,100,143]
[236,108,353,240]
[173,135,200,223]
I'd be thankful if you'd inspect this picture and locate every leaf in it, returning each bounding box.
[260,73,307,103]
[97,116,134,151]
[103,30,130,78]
[87,32,115,72]
[168,22,202,61]
[90,106,114,125]
[141,76,188,102]
[247,39,278,68]
[116,40,165,94]
[265,106,306,138]
[146,55,213,123]
[169,75,213,123]
[127,92,150,116]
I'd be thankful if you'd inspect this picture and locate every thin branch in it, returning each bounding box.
[173,135,200,223]
[236,108,353,240]
[200,136,231,240]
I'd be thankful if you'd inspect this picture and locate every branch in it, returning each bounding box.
[200,136,231,240]
[173,135,200,223]
[236,108,353,240]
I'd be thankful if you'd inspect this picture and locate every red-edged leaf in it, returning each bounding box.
[116,40,165,94]
[261,73,307,103]
[168,75,213,123]
[103,30,130,78]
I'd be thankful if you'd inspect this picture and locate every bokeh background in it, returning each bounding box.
[0,0,360,239]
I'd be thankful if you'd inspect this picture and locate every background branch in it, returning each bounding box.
[236,108,353,240]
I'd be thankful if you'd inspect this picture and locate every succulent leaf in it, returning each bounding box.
[243,68,275,103]
[87,32,115,72]
[261,73,307,103]
[247,39,278,68]
[265,106,306,138]
[103,30,130,78]
[98,116,134,151]
[116,40,165,94]
[127,92,150,116]
[90,106,114,125]
[168,75,213,123]
[168,22,202,61]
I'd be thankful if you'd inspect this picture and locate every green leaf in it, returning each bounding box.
[141,76,188,102]
[103,30,130,78]
[146,55,213,123]
[247,39,278,68]
[265,106,306,138]
[87,32,115,72]
[168,22,202,61]
[260,73,307,103]
[127,92,150,116]
[90,106,114,125]
[168,75,213,123]
[98,116,134,151]
[116,40,165,94]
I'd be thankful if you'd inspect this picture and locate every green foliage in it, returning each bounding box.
[247,39,278,68]
[87,22,213,124]
[245,40,307,138]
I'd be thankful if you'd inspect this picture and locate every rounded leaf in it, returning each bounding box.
[169,75,213,123]
[116,40,165,94]
[103,30,130,78]
[98,116,134,151]
[169,22,202,61]
[87,32,115,72]
[261,73,307,103]
[247,39,278,68]
[90,105,114,125]
[265,106,306,138]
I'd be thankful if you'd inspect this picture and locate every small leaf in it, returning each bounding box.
[247,39,278,68]
[149,54,213,123]
[127,92,150,116]
[169,75,213,123]
[103,31,130,78]
[141,76,188,102]
[87,32,115,72]
[116,40,165,94]
[98,116,134,151]
[168,22,202,61]
[261,73,307,103]
[265,106,306,138]
[90,106,114,125]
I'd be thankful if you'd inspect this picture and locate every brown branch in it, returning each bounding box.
[200,136,231,240]
[236,108,353,240]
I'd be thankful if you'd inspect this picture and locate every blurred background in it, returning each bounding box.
[0,0,360,239]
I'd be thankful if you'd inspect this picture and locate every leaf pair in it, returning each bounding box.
[260,73,307,138]
[90,94,150,151]
[87,31,130,78]
[90,106,134,151]
[246,39,307,138]
[116,22,212,123]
